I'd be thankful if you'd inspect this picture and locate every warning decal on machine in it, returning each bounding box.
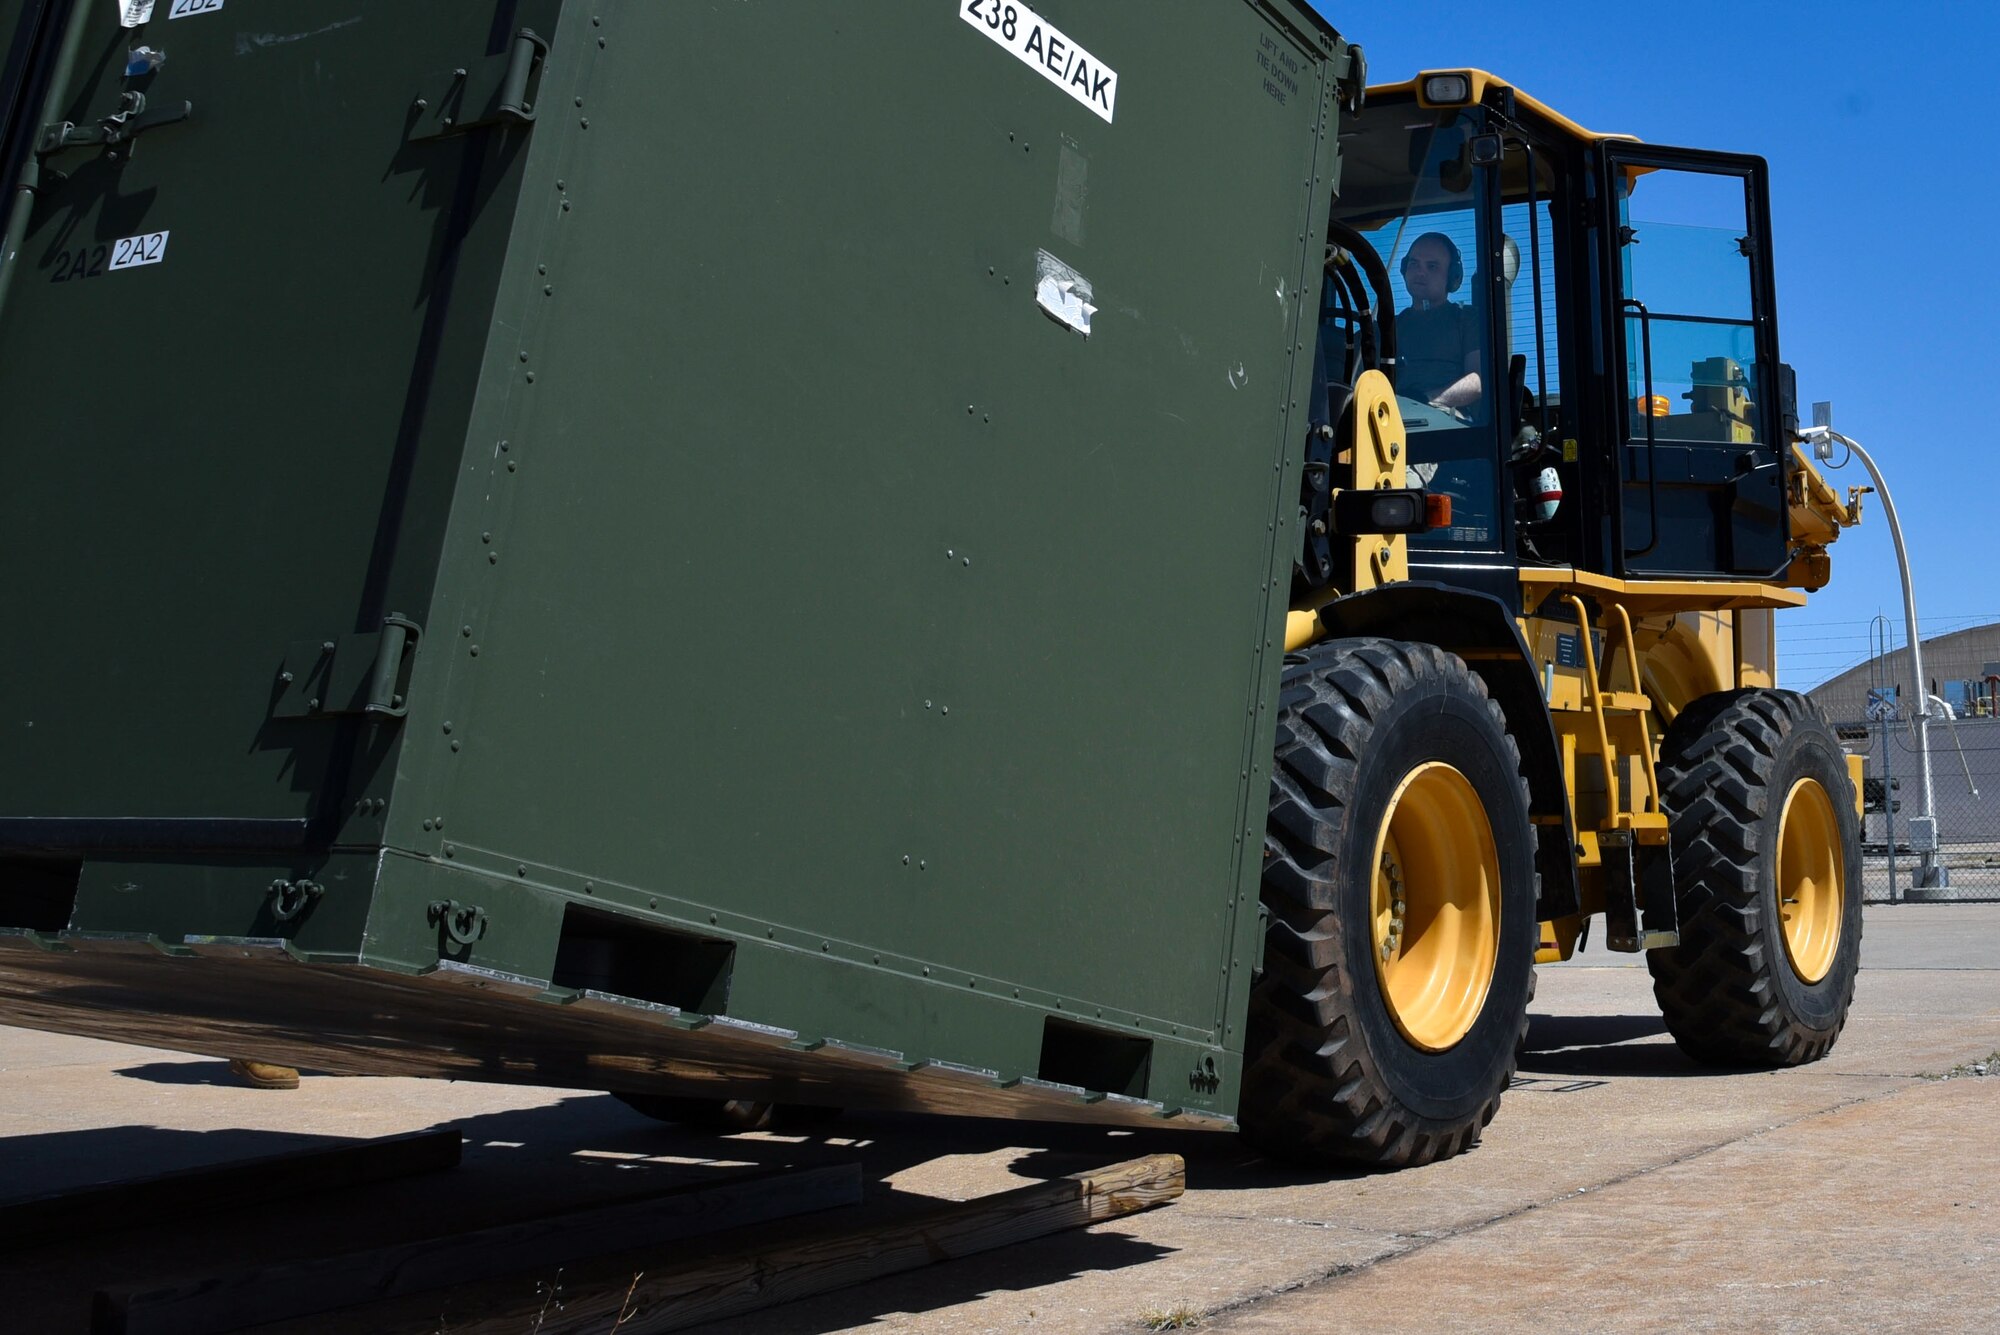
[959,1,1117,123]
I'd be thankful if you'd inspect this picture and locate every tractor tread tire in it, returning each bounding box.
[1648,689,1862,1068]
[1240,637,1536,1169]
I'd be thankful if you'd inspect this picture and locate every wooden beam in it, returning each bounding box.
[94,1163,863,1335]
[0,1127,461,1252]
[277,1152,1185,1335]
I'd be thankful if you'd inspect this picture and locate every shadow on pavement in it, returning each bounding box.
[682,1229,1175,1335]
[0,1093,1208,1334]
[1516,1013,1713,1078]
[110,1059,331,1088]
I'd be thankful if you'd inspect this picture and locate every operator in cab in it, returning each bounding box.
[1395,232,1481,411]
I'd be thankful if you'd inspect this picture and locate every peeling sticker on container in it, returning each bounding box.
[959,1,1117,124]
[1034,250,1095,337]
[169,0,225,19]
[109,231,169,271]
[114,0,155,26]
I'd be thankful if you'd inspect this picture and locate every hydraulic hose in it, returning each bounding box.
[1327,217,1396,372]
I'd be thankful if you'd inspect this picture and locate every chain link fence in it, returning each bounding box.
[1839,712,2000,903]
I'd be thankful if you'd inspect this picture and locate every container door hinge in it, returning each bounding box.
[272,615,421,721]
[409,29,549,142]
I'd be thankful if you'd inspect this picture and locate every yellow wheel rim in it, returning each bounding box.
[1370,762,1502,1052]
[1776,777,1844,984]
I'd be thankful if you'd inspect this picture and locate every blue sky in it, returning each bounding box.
[1306,1,1996,689]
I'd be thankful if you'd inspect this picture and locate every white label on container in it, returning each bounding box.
[115,1,156,26]
[109,231,169,271]
[959,1,1117,123]
[169,0,225,18]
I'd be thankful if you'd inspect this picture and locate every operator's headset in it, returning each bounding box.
[1399,232,1463,295]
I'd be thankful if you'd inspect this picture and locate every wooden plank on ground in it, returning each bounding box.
[285,1152,1185,1335]
[93,1162,863,1335]
[0,1127,461,1252]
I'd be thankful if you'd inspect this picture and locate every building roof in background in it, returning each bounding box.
[1808,622,2000,724]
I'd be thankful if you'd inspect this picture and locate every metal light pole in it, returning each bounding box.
[1800,424,1945,889]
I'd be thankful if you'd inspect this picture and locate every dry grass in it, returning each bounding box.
[1138,1300,1205,1330]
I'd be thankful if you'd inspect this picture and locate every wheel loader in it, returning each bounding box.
[0,3,1862,1169]
[1247,67,1868,1164]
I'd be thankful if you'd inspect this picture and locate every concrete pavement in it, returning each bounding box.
[0,903,1994,1333]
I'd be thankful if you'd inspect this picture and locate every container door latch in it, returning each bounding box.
[409,29,549,142]
[37,91,192,158]
[272,615,422,721]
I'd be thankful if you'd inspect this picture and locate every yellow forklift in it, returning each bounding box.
[1247,70,1868,1165]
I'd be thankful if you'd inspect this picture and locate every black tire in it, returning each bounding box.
[1240,638,1538,1168]
[1648,689,1862,1067]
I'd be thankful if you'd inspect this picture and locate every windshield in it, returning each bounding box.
[1327,104,1499,549]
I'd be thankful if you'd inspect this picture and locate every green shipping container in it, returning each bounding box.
[0,0,1354,1130]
